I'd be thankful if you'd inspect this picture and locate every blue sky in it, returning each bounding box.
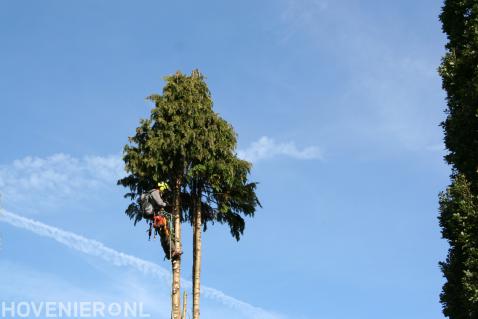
[0,0,449,318]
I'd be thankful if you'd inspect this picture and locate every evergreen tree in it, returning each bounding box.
[118,70,260,319]
[439,175,478,318]
[438,1,478,317]
[118,71,204,319]
[188,147,260,319]
[177,71,260,319]
[439,0,478,187]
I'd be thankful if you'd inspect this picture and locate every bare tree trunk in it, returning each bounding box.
[171,178,182,319]
[192,188,202,319]
[181,291,187,319]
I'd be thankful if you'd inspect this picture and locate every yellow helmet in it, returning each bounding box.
[158,182,169,191]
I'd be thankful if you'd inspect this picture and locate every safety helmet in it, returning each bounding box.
[158,182,169,191]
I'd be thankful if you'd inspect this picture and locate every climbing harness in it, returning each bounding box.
[141,173,176,260]
[146,208,176,260]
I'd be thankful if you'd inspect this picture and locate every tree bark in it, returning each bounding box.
[181,291,187,319]
[192,187,202,319]
[171,178,182,319]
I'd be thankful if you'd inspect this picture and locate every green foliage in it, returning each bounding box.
[439,0,478,189]
[439,1,478,317]
[199,156,261,240]
[118,70,260,238]
[439,175,478,318]
[118,71,202,223]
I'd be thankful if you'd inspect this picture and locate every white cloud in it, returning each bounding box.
[237,136,322,163]
[0,210,283,319]
[0,144,322,212]
[0,260,277,319]
[0,153,124,211]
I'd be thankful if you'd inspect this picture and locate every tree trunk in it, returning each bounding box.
[181,291,187,319]
[171,178,182,319]
[192,187,202,319]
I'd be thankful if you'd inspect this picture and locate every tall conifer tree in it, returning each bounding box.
[118,70,260,319]
[439,1,478,317]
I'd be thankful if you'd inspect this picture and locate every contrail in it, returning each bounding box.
[0,210,281,319]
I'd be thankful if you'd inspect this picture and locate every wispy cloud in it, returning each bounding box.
[0,210,283,319]
[0,143,321,212]
[0,153,124,211]
[237,136,322,163]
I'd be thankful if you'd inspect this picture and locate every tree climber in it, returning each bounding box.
[141,182,181,260]
[141,182,168,218]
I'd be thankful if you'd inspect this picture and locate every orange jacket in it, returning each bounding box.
[153,215,167,228]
